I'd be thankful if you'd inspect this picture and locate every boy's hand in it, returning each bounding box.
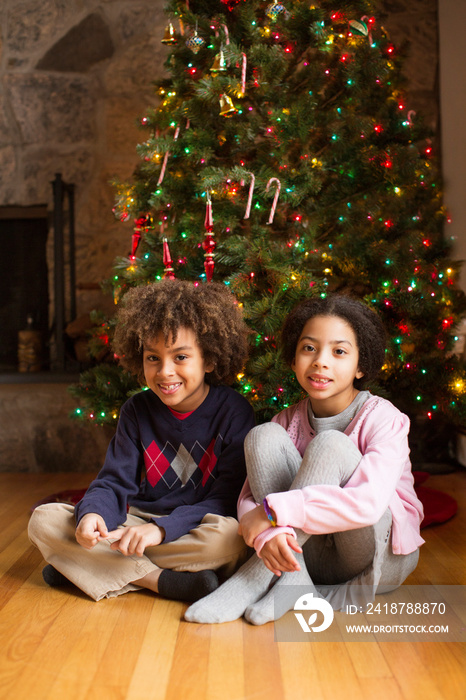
[106,523,165,557]
[75,513,108,549]
[238,504,274,546]
[260,533,302,576]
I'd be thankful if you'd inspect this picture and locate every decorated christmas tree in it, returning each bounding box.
[71,0,466,456]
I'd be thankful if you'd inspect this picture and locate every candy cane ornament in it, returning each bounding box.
[240,53,247,96]
[157,124,181,186]
[360,16,373,46]
[266,177,281,224]
[243,172,255,219]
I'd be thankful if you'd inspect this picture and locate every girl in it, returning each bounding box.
[185,294,424,625]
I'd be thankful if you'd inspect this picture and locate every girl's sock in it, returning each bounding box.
[184,554,275,623]
[42,564,70,587]
[244,551,317,625]
[157,569,219,603]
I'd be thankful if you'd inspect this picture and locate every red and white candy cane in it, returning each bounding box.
[241,53,247,96]
[407,110,416,125]
[243,172,255,219]
[214,23,230,44]
[266,177,281,224]
[157,124,181,185]
[360,16,373,46]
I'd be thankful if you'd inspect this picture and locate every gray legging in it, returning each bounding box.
[245,422,419,590]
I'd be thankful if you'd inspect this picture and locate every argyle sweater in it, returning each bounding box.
[74,385,255,543]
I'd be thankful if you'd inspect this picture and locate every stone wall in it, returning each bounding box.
[0,0,167,322]
[0,382,113,472]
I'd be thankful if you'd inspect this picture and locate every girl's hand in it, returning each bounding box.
[75,513,108,549]
[260,533,302,576]
[238,504,273,546]
[106,523,165,557]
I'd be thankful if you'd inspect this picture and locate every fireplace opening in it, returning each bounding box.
[0,206,49,372]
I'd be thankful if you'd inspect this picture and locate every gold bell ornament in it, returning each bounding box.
[161,22,177,45]
[211,47,227,74]
[219,94,237,117]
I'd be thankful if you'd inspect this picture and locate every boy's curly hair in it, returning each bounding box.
[281,294,386,389]
[113,279,249,386]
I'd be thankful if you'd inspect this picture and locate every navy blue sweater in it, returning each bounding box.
[75,385,255,542]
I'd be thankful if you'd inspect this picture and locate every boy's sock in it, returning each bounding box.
[244,551,317,625]
[184,554,275,624]
[157,569,219,603]
[42,564,70,587]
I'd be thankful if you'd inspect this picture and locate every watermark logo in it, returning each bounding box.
[293,592,334,633]
[275,585,465,643]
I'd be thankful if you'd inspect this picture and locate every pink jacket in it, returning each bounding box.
[238,395,425,556]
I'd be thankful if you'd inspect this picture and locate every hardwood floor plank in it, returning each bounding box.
[277,640,325,700]
[0,543,43,611]
[412,642,466,700]
[311,642,364,700]
[165,619,211,700]
[243,622,285,699]
[85,593,154,699]
[379,643,446,700]
[344,641,393,679]
[3,590,94,700]
[206,619,245,700]
[358,678,404,700]
[45,593,150,700]
[0,586,70,699]
[125,598,183,700]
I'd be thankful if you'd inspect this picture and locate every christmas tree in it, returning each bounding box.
[71,0,466,453]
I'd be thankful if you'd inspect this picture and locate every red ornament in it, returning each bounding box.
[203,193,216,281]
[131,214,151,257]
[220,0,244,10]
[131,231,141,258]
[163,238,175,279]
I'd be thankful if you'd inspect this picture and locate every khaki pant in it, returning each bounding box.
[28,503,248,601]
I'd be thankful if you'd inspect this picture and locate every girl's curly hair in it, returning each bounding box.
[281,294,386,389]
[113,279,249,386]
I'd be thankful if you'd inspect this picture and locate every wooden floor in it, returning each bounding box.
[0,470,464,700]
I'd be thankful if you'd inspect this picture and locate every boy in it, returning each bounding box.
[29,280,255,603]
